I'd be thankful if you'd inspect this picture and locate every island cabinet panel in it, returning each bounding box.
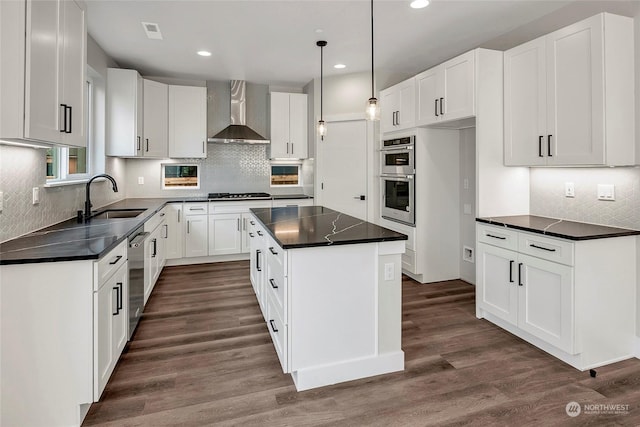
[249,208,406,391]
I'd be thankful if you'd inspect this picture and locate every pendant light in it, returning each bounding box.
[317,40,327,139]
[366,0,380,121]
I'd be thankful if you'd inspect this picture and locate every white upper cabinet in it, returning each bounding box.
[270,92,308,159]
[0,0,86,147]
[168,85,207,158]
[380,78,415,134]
[416,50,475,127]
[107,70,169,158]
[504,13,635,166]
[142,79,169,158]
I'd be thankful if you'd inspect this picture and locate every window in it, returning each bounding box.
[46,79,93,183]
[162,164,200,189]
[271,164,301,187]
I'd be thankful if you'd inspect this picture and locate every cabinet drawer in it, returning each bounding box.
[271,198,314,207]
[144,207,166,233]
[95,240,127,290]
[266,256,285,317]
[266,236,285,268]
[518,232,574,266]
[267,297,288,373]
[402,248,417,274]
[184,203,208,215]
[477,224,518,251]
[210,201,271,213]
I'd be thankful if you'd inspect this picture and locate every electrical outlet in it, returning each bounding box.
[463,203,472,215]
[597,184,615,201]
[565,182,575,198]
[463,178,469,190]
[384,263,394,281]
[32,187,40,205]
[0,191,3,212]
[138,176,144,185]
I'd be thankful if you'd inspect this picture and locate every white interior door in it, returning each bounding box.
[317,119,368,221]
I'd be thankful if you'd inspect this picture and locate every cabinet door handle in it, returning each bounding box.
[152,238,157,257]
[286,142,289,154]
[538,136,544,157]
[439,98,444,116]
[67,105,72,133]
[434,99,439,117]
[242,217,246,231]
[146,138,149,152]
[137,136,141,151]
[486,233,506,240]
[178,209,181,223]
[291,143,294,155]
[529,243,556,252]
[509,260,514,283]
[109,255,123,265]
[269,247,278,255]
[187,220,190,234]
[117,282,123,311]
[269,278,278,289]
[269,319,278,333]
[256,249,262,271]
[547,135,553,157]
[396,110,400,125]
[60,104,68,132]
[163,224,168,238]
[202,141,205,153]
[112,287,120,315]
[518,263,523,286]
[237,218,240,231]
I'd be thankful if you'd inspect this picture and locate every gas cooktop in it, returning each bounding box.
[208,192,272,200]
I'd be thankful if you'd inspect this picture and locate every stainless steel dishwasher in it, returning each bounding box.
[128,226,150,339]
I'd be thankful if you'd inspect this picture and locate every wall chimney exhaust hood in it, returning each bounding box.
[207,80,270,144]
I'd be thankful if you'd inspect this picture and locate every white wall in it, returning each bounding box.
[459,128,476,284]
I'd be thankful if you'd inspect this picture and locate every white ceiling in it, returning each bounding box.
[86,0,638,88]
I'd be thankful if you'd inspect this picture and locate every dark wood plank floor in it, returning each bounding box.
[83,261,640,426]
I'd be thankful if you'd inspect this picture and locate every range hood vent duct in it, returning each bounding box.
[207,80,269,144]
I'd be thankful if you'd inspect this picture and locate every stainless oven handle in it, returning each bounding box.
[380,174,413,179]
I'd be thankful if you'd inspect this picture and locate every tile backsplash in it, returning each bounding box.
[0,145,125,242]
[530,167,640,230]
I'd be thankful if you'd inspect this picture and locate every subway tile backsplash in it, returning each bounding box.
[530,167,640,230]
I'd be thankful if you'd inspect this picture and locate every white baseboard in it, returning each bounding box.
[165,253,249,267]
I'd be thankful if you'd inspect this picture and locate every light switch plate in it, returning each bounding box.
[32,187,39,205]
[138,176,144,185]
[384,263,394,281]
[597,184,615,201]
[565,182,575,198]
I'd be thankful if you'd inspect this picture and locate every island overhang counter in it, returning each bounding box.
[248,206,408,391]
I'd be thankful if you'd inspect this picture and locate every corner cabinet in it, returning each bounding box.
[168,85,207,158]
[270,92,308,159]
[504,13,635,166]
[416,50,475,127]
[0,0,86,146]
[380,78,415,134]
[106,69,168,158]
[476,223,637,370]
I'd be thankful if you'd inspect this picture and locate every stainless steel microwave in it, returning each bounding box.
[381,174,415,226]
[381,136,415,175]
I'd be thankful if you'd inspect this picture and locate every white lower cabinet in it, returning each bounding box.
[184,202,208,258]
[165,203,184,259]
[476,223,636,369]
[94,257,128,399]
[143,209,167,305]
[208,213,242,255]
[249,218,267,315]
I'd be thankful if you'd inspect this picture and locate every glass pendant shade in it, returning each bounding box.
[366,97,380,121]
[317,119,327,137]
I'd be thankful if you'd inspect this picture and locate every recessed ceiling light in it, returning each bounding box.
[410,0,430,9]
[197,50,212,57]
[334,64,346,69]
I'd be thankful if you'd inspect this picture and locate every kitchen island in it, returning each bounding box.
[248,206,407,391]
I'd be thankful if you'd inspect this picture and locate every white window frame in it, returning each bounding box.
[270,162,303,188]
[161,163,201,190]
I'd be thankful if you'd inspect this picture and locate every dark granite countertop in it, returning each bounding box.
[250,206,407,249]
[476,215,640,241]
[0,195,317,265]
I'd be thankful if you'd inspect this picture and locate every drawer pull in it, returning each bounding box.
[109,255,123,265]
[509,260,514,283]
[269,247,278,255]
[189,207,205,211]
[257,230,263,236]
[486,233,506,240]
[269,278,278,289]
[529,243,556,252]
[269,319,278,333]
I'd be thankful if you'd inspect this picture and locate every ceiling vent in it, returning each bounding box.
[141,22,163,40]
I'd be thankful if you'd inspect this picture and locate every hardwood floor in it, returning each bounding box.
[83,261,640,426]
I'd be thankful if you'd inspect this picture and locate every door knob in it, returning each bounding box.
[353,195,366,201]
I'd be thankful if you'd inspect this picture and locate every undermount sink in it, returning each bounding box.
[91,209,146,220]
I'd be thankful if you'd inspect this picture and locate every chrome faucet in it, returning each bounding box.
[84,174,118,221]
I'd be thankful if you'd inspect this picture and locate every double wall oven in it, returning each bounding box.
[380,136,415,226]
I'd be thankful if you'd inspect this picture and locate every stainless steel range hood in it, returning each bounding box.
[207,80,270,144]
